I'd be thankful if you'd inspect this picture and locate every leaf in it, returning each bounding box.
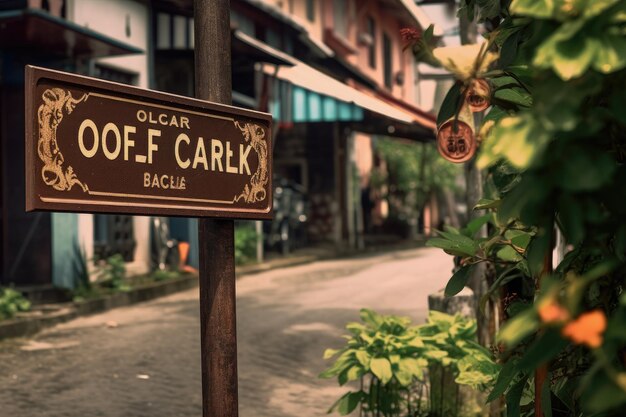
[474,198,501,210]
[437,82,463,126]
[477,115,549,169]
[398,357,425,381]
[518,331,568,371]
[584,0,621,19]
[328,391,364,415]
[526,231,552,278]
[370,357,393,385]
[510,0,554,19]
[355,350,371,369]
[555,146,616,192]
[487,360,520,402]
[593,34,626,74]
[497,245,523,262]
[506,230,532,250]
[476,0,502,20]
[490,75,519,89]
[499,30,521,68]
[497,308,538,347]
[324,348,343,360]
[394,365,412,386]
[558,195,584,244]
[534,25,596,80]
[445,265,472,297]
[424,350,449,361]
[581,369,626,413]
[345,365,363,383]
[319,350,355,379]
[505,376,529,417]
[493,87,532,107]
[359,308,383,327]
[426,235,478,257]
[463,214,492,237]
[541,371,553,417]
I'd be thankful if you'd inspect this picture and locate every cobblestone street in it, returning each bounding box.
[0,247,452,417]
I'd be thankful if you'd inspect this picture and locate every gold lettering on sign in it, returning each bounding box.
[38,88,89,192]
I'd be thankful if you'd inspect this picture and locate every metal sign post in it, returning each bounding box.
[194,1,239,416]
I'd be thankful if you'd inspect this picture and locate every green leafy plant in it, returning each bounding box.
[72,242,91,290]
[414,0,626,415]
[320,309,497,416]
[374,139,460,231]
[235,224,258,265]
[0,287,31,321]
[151,269,181,281]
[94,254,129,292]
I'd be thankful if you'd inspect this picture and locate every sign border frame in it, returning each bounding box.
[25,65,274,220]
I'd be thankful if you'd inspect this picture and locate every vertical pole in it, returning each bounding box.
[193,2,239,417]
[534,229,554,417]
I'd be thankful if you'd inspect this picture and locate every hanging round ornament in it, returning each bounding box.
[465,78,491,113]
[437,118,477,163]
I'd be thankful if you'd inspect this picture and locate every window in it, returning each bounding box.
[231,10,255,37]
[366,16,376,69]
[306,0,315,22]
[94,215,136,262]
[383,33,392,89]
[333,0,348,38]
[156,12,194,50]
[93,65,138,86]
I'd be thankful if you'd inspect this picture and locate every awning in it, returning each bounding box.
[262,58,436,131]
[0,8,142,58]
[232,30,294,66]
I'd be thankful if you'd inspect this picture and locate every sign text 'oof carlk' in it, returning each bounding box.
[25,66,272,219]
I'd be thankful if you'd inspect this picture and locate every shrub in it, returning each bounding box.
[320,309,497,416]
[0,288,31,321]
[235,225,258,265]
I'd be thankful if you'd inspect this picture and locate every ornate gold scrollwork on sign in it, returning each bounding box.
[234,121,269,203]
[38,88,89,192]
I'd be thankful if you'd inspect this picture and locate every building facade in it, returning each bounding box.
[0,0,443,292]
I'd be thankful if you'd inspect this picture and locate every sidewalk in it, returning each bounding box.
[0,238,424,341]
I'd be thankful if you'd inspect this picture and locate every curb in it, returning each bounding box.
[0,241,424,341]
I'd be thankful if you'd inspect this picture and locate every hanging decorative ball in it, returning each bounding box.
[466,79,491,113]
[437,119,477,163]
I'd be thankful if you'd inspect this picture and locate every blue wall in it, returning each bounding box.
[169,217,199,268]
[51,213,79,288]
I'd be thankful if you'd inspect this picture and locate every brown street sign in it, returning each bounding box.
[25,66,273,220]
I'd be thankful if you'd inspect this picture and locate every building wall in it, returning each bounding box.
[319,0,416,102]
[69,0,150,88]
[257,0,419,106]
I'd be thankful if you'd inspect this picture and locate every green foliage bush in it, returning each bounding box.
[416,0,626,415]
[374,140,460,224]
[94,254,129,292]
[235,225,257,265]
[0,288,31,321]
[320,309,497,416]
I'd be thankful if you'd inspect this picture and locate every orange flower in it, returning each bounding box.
[538,301,570,323]
[562,310,607,349]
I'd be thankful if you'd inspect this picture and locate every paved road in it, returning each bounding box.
[0,247,453,417]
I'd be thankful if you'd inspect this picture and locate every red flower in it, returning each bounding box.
[400,28,422,48]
